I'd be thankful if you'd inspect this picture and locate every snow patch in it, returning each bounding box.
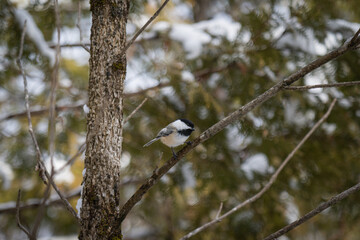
[45,156,74,184]
[0,161,14,189]
[83,104,90,114]
[241,153,269,179]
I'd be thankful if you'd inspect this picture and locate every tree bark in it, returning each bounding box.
[79,1,128,239]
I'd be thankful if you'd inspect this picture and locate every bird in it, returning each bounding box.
[143,119,195,157]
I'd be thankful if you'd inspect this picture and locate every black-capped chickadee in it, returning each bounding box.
[143,119,195,157]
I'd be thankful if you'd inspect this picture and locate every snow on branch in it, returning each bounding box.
[13,8,56,65]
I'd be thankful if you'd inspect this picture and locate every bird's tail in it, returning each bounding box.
[143,137,160,147]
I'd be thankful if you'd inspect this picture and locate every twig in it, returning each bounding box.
[119,0,170,57]
[16,190,31,238]
[48,43,90,48]
[0,178,142,214]
[17,20,47,183]
[0,103,84,122]
[76,1,90,53]
[123,82,171,98]
[55,142,86,174]
[124,98,148,124]
[215,202,223,219]
[263,181,360,240]
[30,184,51,237]
[17,20,80,222]
[41,161,80,222]
[49,0,61,174]
[118,28,360,223]
[180,99,337,240]
[284,81,360,91]
[0,187,81,214]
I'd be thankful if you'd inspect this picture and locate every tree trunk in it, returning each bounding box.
[79,1,128,239]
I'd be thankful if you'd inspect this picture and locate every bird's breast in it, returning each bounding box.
[160,132,189,147]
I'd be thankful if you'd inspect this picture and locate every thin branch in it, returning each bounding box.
[119,0,170,57]
[118,28,360,223]
[123,82,170,98]
[49,0,61,174]
[215,202,223,219]
[48,43,90,48]
[263,181,360,240]
[41,161,80,222]
[16,190,31,238]
[16,20,47,183]
[30,184,51,237]
[0,103,84,122]
[0,187,81,214]
[124,98,148,124]
[284,81,360,91]
[17,20,80,222]
[55,142,86,174]
[76,1,90,53]
[180,99,337,240]
[0,178,142,215]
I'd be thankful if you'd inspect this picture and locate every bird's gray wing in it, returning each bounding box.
[156,127,174,137]
[143,127,174,147]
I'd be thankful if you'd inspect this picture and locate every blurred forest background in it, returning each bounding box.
[1,0,360,239]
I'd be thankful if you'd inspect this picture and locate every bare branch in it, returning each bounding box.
[41,161,80,222]
[55,143,86,174]
[215,202,223,219]
[16,190,31,238]
[17,20,47,183]
[76,1,90,53]
[118,29,359,223]
[30,184,51,237]
[49,0,61,174]
[119,0,170,57]
[16,19,80,222]
[48,43,90,48]
[124,98,148,124]
[0,178,142,215]
[284,81,360,91]
[180,99,337,240]
[0,187,81,214]
[348,27,360,48]
[123,82,170,98]
[0,103,84,122]
[263,181,360,240]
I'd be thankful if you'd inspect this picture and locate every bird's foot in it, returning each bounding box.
[171,148,177,158]
[186,141,192,145]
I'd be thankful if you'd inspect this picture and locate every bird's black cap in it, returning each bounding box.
[179,119,194,129]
